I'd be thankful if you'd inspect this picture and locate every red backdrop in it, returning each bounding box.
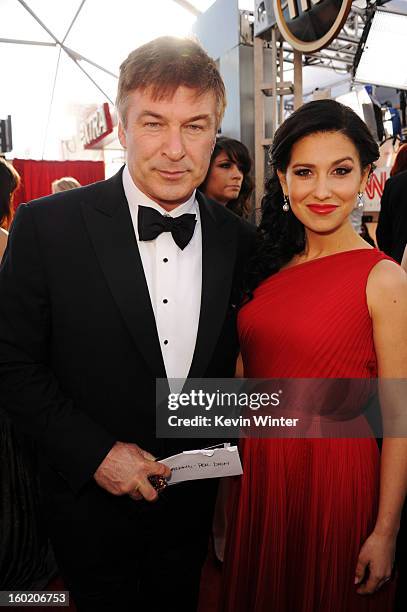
[12,159,105,209]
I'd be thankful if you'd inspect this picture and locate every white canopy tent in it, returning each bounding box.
[2,0,405,162]
[0,0,233,159]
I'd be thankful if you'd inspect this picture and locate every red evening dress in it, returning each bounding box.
[221,249,396,612]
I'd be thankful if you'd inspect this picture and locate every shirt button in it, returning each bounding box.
[163,299,168,304]
[164,340,168,345]
[163,258,168,263]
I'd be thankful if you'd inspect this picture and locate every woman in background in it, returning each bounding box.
[200,137,253,218]
[221,100,407,612]
[390,143,407,177]
[0,158,20,261]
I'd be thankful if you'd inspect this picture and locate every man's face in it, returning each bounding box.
[118,86,217,210]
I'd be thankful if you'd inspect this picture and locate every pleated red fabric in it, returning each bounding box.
[221,248,396,612]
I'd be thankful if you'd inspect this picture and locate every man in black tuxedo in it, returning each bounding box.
[376,169,407,263]
[0,37,254,611]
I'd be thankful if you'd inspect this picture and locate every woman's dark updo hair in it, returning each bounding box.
[200,136,254,218]
[245,99,380,296]
[0,158,20,230]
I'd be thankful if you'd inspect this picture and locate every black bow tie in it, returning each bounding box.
[137,205,197,250]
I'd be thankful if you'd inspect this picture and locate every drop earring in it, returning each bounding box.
[357,192,364,209]
[283,195,290,212]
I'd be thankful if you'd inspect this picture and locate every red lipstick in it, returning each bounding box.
[306,204,338,215]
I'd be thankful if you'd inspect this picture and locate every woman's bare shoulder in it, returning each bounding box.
[367,259,407,314]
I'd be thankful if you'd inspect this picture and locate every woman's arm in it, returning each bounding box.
[355,260,407,594]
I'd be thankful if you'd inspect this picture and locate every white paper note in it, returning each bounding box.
[159,445,243,485]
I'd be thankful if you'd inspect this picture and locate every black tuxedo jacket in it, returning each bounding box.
[0,169,255,496]
[376,170,407,263]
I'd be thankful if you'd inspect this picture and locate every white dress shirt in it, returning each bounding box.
[122,165,202,385]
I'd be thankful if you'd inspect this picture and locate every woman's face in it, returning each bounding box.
[277,131,370,234]
[204,152,244,205]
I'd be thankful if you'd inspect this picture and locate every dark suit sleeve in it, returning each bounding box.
[0,204,116,494]
[376,178,393,256]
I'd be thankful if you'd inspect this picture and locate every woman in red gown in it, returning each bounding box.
[221,100,407,611]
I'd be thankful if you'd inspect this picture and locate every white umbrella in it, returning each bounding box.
[0,0,217,158]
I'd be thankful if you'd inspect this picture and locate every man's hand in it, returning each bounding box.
[94,441,171,502]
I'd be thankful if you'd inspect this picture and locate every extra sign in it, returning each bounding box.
[79,103,113,149]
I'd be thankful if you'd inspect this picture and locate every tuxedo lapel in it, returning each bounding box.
[188,193,238,378]
[80,169,166,377]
